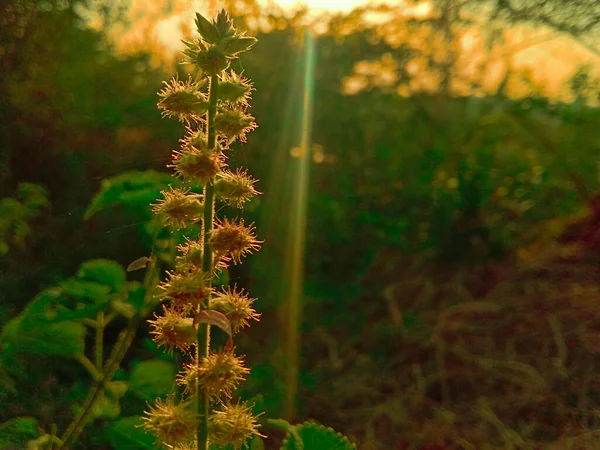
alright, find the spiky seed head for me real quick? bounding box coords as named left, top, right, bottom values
left=148, top=306, right=196, bottom=354
left=170, top=146, right=225, bottom=183
left=182, top=39, right=229, bottom=75
left=178, top=349, right=250, bottom=401
left=218, top=71, right=253, bottom=105
left=172, top=443, right=196, bottom=450
left=210, top=218, right=261, bottom=264
left=215, top=169, right=260, bottom=208
left=142, top=395, right=197, bottom=445
left=176, top=237, right=203, bottom=271
left=158, top=78, right=208, bottom=124
left=158, top=269, right=210, bottom=310
left=197, top=45, right=230, bottom=75
left=211, top=285, right=260, bottom=333
left=172, top=443, right=197, bottom=450
left=152, top=187, right=204, bottom=229
left=180, top=127, right=229, bottom=153
left=214, top=109, right=257, bottom=144
left=180, top=127, right=206, bottom=150
left=176, top=238, right=230, bottom=273
left=209, top=403, right=264, bottom=449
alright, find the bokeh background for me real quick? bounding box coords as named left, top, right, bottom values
left=2, top=0, right=600, bottom=448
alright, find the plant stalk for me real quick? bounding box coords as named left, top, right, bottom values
left=197, top=73, right=219, bottom=450
left=95, top=312, right=104, bottom=372
left=60, top=319, right=137, bottom=448
left=60, top=259, right=159, bottom=448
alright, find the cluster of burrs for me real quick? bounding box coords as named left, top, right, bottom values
left=142, top=9, right=264, bottom=450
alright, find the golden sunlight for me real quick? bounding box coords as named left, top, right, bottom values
left=112, top=0, right=599, bottom=102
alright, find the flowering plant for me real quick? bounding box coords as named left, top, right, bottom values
left=142, top=9, right=263, bottom=450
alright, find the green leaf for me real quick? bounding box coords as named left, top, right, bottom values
left=267, top=418, right=294, bottom=432
left=128, top=359, right=176, bottom=402
left=60, top=279, right=111, bottom=302
left=106, top=380, right=129, bottom=399
left=91, top=392, right=121, bottom=420
left=0, top=417, right=40, bottom=448
left=1, top=317, right=86, bottom=358
left=107, top=416, right=156, bottom=450
left=51, top=303, right=106, bottom=322
left=280, top=421, right=357, bottom=450
left=77, top=259, right=127, bottom=291
left=84, top=170, right=175, bottom=220
left=110, top=281, right=146, bottom=318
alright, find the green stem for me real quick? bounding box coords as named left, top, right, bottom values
left=76, top=355, right=100, bottom=382
left=197, top=73, right=219, bottom=450
left=95, top=312, right=104, bottom=373
left=60, top=319, right=137, bottom=448
left=59, top=259, right=159, bottom=449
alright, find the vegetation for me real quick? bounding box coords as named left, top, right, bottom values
left=1, top=0, right=600, bottom=449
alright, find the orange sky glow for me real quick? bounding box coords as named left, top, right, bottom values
left=104, top=0, right=600, bottom=103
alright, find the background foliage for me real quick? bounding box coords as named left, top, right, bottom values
left=2, top=0, right=600, bottom=448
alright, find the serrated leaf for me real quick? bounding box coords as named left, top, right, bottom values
left=281, top=421, right=357, bottom=450
left=194, top=310, right=232, bottom=337
left=84, top=170, right=175, bottom=220
left=0, top=417, right=40, bottom=448
left=77, top=259, right=126, bottom=291
left=108, top=416, right=156, bottom=450
left=128, top=359, right=176, bottom=402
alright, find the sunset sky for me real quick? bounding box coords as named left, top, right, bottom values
left=114, top=0, right=600, bottom=102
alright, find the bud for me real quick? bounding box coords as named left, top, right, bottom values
left=178, top=349, right=250, bottom=401
left=148, top=306, right=197, bottom=354
left=197, top=45, right=229, bottom=75
left=152, top=187, right=204, bottom=229
left=213, top=9, right=235, bottom=40
left=158, top=78, right=208, bottom=124
left=158, top=269, right=210, bottom=310
left=215, top=169, right=260, bottom=208
left=176, top=237, right=203, bottom=270
left=143, top=395, right=197, bottom=445
left=170, top=145, right=225, bottom=184
left=211, top=285, right=260, bottom=333
left=214, top=109, right=257, bottom=144
left=210, top=218, right=261, bottom=264
left=209, top=403, right=264, bottom=449
left=218, top=71, right=253, bottom=105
